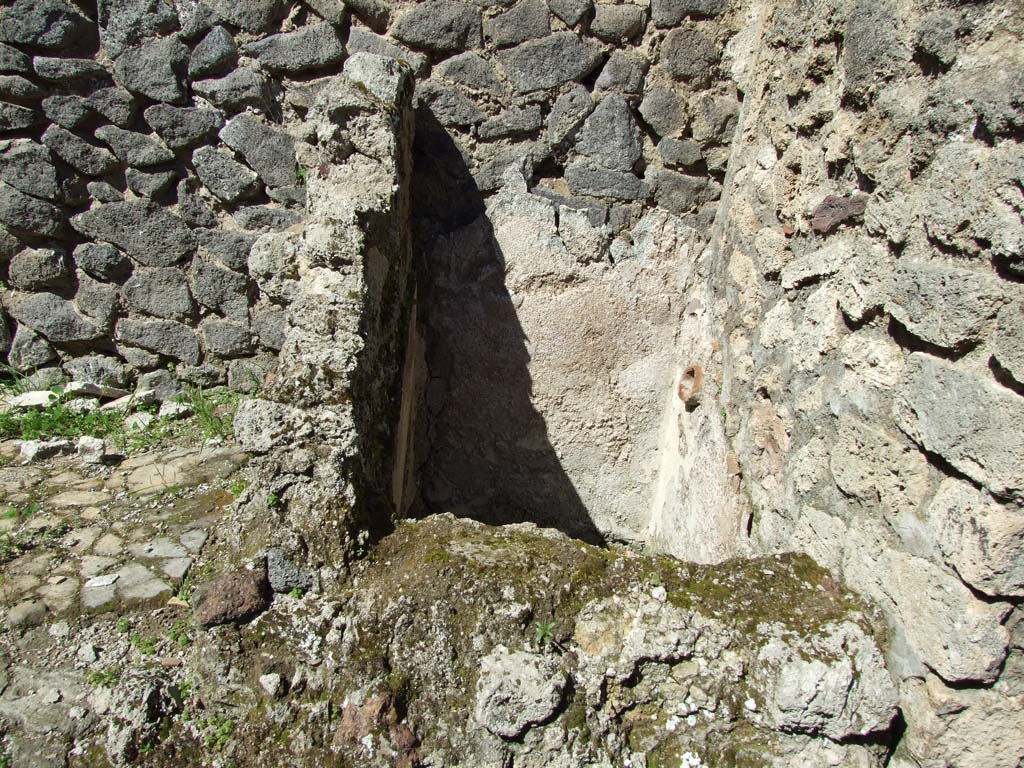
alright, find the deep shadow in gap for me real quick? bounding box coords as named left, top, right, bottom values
left=408, top=107, right=606, bottom=547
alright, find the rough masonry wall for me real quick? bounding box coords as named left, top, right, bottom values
left=696, top=0, right=1024, bottom=765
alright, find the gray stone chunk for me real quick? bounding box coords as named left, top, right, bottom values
left=434, top=52, right=502, bottom=93
left=200, top=318, right=254, bottom=357
left=346, top=27, right=428, bottom=75
left=41, top=125, right=118, bottom=177
left=87, top=86, right=137, bottom=128
left=193, top=69, right=270, bottom=112
left=484, top=0, right=549, bottom=48
left=190, top=256, right=250, bottom=319
left=0, top=0, right=92, bottom=49
left=548, top=84, right=593, bottom=147
left=498, top=33, right=604, bottom=93
left=138, top=369, right=180, bottom=401
left=639, top=84, right=688, bottom=137
left=548, top=0, right=592, bottom=27
left=478, top=105, right=543, bottom=140
left=887, top=263, right=1006, bottom=351
left=595, top=50, right=646, bottom=94
left=565, top=160, right=646, bottom=200
left=417, top=82, right=485, bottom=127
left=33, top=57, right=107, bottom=81
left=651, top=0, right=727, bottom=27
left=113, top=36, right=189, bottom=105
left=125, top=168, right=178, bottom=198
left=302, top=0, right=348, bottom=25
left=192, top=146, right=261, bottom=203
left=176, top=176, right=218, bottom=228
left=98, top=0, right=179, bottom=59
left=0, top=140, right=60, bottom=201
left=576, top=94, right=641, bottom=171
left=894, top=353, right=1024, bottom=499
left=144, top=104, right=224, bottom=150
left=661, top=23, right=719, bottom=87
left=474, top=645, right=566, bottom=739
left=73, top=242, right=132, bottom=282
left=207, top=0, right=286, bottom=32
left=243, top=22, right=345, bottom=74
left=658, top=137, right=702, bottom=168
left=391, top=1, right=482, bottom=52
left=591, top=3, right=646, bottom=43
left=0, top=43, right=31, bottom=74
left=189, top=25, right=237, bottom=79
left=689, top=92, right=739, bottom=145
left=231, top=205, right=302, bottom=232
left=218, top=113, right=297, bottom=189
left=87, top=181, right=122, bottom=203
left=115, top=318, right=201, bottom=364
left=74, top=271, right=119, bottom=329
left=266, top=548, right=314, bottom=593
left=252, top=303, right=286, bottom=350
left=0, top=75, right=43, bottom=100
left=0, top=182, right=64, bottom=237
left=122, top=267, right=193, bottom=320
left=8, top=247, right=68, bottom=290
left=41, top=95, right=92, bottom=129
left=993, top=301, right=1024, bottom=387
left=95, top=125, right=174, bottom=167
left=8, top=292, right=101, bottom=342
left=64, top=354, right=130, bottom=387
left=7, top=325, right=56, bottom=370
left=647, top=167, right=719, bottom=213
left=71, top=202, right=197, bottom=267
left=0, top=103, right=40, bottom=132
left=196, top=228, right=256, bottom=272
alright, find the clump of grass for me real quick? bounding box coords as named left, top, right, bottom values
left=0, top=398, right=127, bottom=442
left=168, top=619, right=192, bottom=648
left=0, top=522, right=71, bottom=565
left=130, top=633, right=157, bottom=656
left=178, top=386, right=239, bottom=441
left=86, top=668, right=120, bottom=688
left=2, top=501, right=39, bottom=521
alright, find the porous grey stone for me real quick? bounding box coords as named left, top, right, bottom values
left=0, top=103, right=40, bottom=132
left=0, top=0, right=92, bottom=50
left=33, top=57, right=107, bottom=81
left=887, top=263, right=1006, bottom=351
left=417, top=82, right=485, bottom=127
left=647, top=167, right=719, bottom=213
left=565, top=160, right=646, bottom=200
left=196, top=228, right=256, bottom=272
left=435, top=52, right=502, bottom=93
left=233, top=398, right=310, bottom=451
left=346, top=27, right=428, bottom=76
left=177, top=362, right=225, bottom=387
left=74, top=271, right=119, bottom=329
left=189, top=25, right=236, bottom=79
left=192, top=146, right=261, bottom=203
left=231, top=205, right=301, bottom=233
left=252, top=303, right=286, bottom=350
left=0, top=43, right=31, bottom=74
left=915, top=10, right=959, bottom=70
left=64, top=354, right=129, bottom=387
left=0, top=182, right=64, bottom=238
left=71, top=202, right=197, bottom=267
left=74, top=242, right=132, bottom=283
left=41, top=125, right=118, bottom=177
left=95, top=125, right=175, bottom=167
left=87, top=86, right=137, bottom=128
left=651, top=0, right=727, bottom=26
left=658, top=137, right=702, bottom=168
left=8, top=292, right=101, bottom=343
left=138, top=369, right=180, bottom=401
left=498, top=33, right=603, bottom=93
left=219, top=113, right=297, bottom=189
left=548, top=0, right=592, bottom=26
left=41, top=95, right=92, bottom=129
left=267, top=185, right=306, bottom=208
left=7, top=325, right=56, bottom=370
left=243, top=22, right=345, bottom=74
left=639, top=84, right=687, bottom=137
left=190, top=256, right=250, bottom=319
left=97, top=0, right=179, bottom=58
left=228, top=355, right=273, bottom=393
left=474, top=645, right=566, bottom=739
left=87, top=181, right=122, bottom=203
left=8, top=248, right=68, bottom=290
left=207, top=0, right=286, bottom=32
left=478, top=105, right=543, bottom=140
left=690, top=92, right=740, bottom=145
left=266, top=547, right=314, bottom=593
left=595, top=50, right=646, bottom=94
left=176, top=176, right=218, bottom=228
left=484, top=0, right=549, bottom=48
left=894, top=353, right=1024, bottom=500
left=115, top=318, right=201, bottom=364
left=661, top=23, right=719, bottom=87
left=144, top=104, right=224, bottom=150
left=0, top=140, right=60, bottom=201
left=0, top=74, right=43, bottom=100
left=575, top=94, right=642, bottom=171
left=590, top=3, right=646, bottom=43
left=391, top=1, right=482, bottom=53
left=122, top=267, right=193, bottom=320
left=992, top=301, right=1024, bottom=386
left=125, top=168, right=178, bottom=198
left=547, top=84, right=593, bottom=147
left=201, top=318, right=254, bottom=357
left=842, top=0, right=908, bottom=105
left=113, top=36, right=190, bottom=105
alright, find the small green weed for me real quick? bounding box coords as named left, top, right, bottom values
left=116, top=617, right=132, bottom=633
left=296, top=165, right=309, bottom=186
left=534, top=620, right=556, bottom=648
left=201, top=713, right=235, bottom=751
left=86, top=668, right=120, bottom=688
left=168, top=619, right=191, bottom=648
left=227, top=477, right=248, bottom=498
left=2, top=501, right=39, bottom=520
left=179, top=386, right=239, bottom=441
left=131, top=633, right=157, bottom=656
left=287, top=587, right=305, bottom=599
left=266, top=493, right=280, bottom=509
